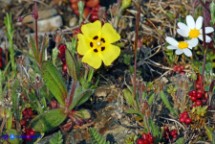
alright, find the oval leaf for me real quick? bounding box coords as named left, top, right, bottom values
left=42, top=61, right=67, bottom=105
left=123, top=89, right=135, bottom=107
left=66, top=49, right=78, bottom=81
left=29, top=108, right=67, bottom=133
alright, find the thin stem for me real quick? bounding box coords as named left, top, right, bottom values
left=33, top=2, right=39, bottom=62
left=35, top=18, right=39, bottom=60
left=65, top=81, right=77, bottom=114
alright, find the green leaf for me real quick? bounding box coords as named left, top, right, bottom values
left=205, top=126, right=214, bottom=142
left=89, top=128, right=110, bottom=144
left=11, top=80, right=20, bottom=120
left=74, top=109, right=91, bottom=119
left=29, top=108, right=67, bottom=133
left=160, top=91, right=177, bottom=115
left=6, top=110, right=12, bottom=130
left=29, top=36, right=39, bottom=61
left=123, top=89, right=135, bottom=107
left=49, top=131, right=63, bottom=144
left=125, top=109, right=144, bottom=117
left=148, top=118, right=161, bottom=138
left=175, top=137, right=185, bottom=144
left=42, top=61, right=67, bottom=106
left=69, top=83, right=94, bottom=110
left=66, top=49, right=78, bottom=81
left=148, top=93, right=155, bottom=105
left=75, top=89, right=94, bottom=107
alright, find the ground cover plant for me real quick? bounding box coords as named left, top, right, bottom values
left=0, top=0, right=215, bottom=144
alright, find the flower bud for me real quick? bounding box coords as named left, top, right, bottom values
left=121, top=0, right=131, bottom=10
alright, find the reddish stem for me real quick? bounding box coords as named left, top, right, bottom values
left=65, top=81, right=77, bottom=114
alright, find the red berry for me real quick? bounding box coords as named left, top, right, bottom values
left=136, top=138, right=144, bottom=144
left=142, top=134, right=147, bottom=139
left=22, top=109, right=27, bottom=116
left=29, top=129, right=35, bottom=136
left=195, top=100, right=202, bottom=106
left=178, top=65, right=184, bottom=72
left=185, top=118, right=192, bottom=124
left=27, top=108, right=33, bottom=116
left=179, top=117, right=185, bottom=122
left=58, top=44, right=66, bottom=59
left=173, top=65, right=179, bottom=72
left=189, top=90, right=196, bottom=97
left=190, top=96, right=197, bottom=102
left=170, top=130, right=177, bottom=136
left=180, top=112, right=188, bottom=119
left=196, top=92, right=202, bottom=99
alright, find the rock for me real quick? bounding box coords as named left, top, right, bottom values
left=37, top=15, right=63, bottom=32
left=18, top=9, right=63, bottom=32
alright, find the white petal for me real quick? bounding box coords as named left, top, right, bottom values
left=198, top=35, right=203, bottom=41
left=175, top=49, right=183, bottom=55
left=205, top=35, right=212, bottom=43
left=165, top=37, right=178, bottom=46
left=186, top=15, right=195, bottom=29
left=177, top=29, right=189, bottom=37
left=167, top=45, right=177, bottom=49
left=198, top=35, right=212, bottom=43
left=205, top=27, right=214, bottom=34
left=183, top=49, right=192, bottom=57
left=178, top=22, right=189, bottom=30
left=196, top=16, right=203, bottom=29
left=187, top=38, right=198, bottom=48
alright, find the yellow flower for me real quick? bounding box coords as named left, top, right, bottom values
left=77, top=20, right=121, bottom=69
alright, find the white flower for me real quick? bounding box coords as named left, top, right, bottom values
left=165, top=37, right=198, bottom=57
left=177, top=15, right=214, bottom=44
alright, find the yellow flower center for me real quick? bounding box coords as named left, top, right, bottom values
left=178, top=41, right=188, bottom=49
left=189, top=29, right=200, bottom=38
left=90, top=35, right=106, bottom=53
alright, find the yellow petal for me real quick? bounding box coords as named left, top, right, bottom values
left=101, top=23, right=120, bottom=43
left=81, top=20, right=102, bottom=39
left=77, top=34, right=91, bottom=55
left=82, top=50, right=102, bottom=69
left=100, top=44, right=121, bottom=66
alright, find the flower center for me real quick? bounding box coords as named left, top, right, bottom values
left=189, top=29, right=200, bottom=38
left=90, top=35, right=106, bottom=53
left=97, top=42, right=101, bottom=46
left=178, top=41, right=188, bottom=49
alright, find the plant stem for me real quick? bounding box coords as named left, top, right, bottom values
left=65, top=81, right=77, bottom=114
left=35, top=16, right=39, bottom=61
left=33, top=2, right=39, bottom=63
